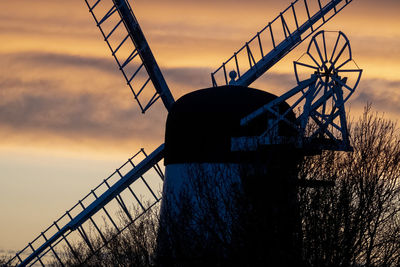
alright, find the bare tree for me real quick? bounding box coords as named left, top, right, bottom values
left=0, top=256, right=11, bottom=267
left=156, top=158, right=305, bottom=266
left=47, top=205, right=159, bottom=267
left=158, top=106, right=400, bottom=267
left=299, top=106, right=400, bottom=267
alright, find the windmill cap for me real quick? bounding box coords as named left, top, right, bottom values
left=164, top=85, right=296, bottom=165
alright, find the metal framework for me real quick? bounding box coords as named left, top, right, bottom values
left=7, top=1, right=358, bottom=266
left=85, top=0, right=175, bottom=113
left=211, top=0, right=353, bottom=87
left=234, top=31, right=362, bottom=153
left=7, top=146, right=165, bottom=266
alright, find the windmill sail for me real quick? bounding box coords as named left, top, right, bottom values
left=211, top=0, right=353, bottom=87
left=7, top=145, right=165, bottom=267
left=85, top=0, right=175, bottom=113
left=235, top=31, right=362, bottom=153
left=6, top=1, right=358, bottom=266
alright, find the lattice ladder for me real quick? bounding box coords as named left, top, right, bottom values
left=85, top=0, right=175, bottom=113
left=7, top=145, right=165, bottom=267
left=211, top=0, right=353, bottom=87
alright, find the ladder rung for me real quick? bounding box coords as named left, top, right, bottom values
left=88, top=0, right=101, bottom=12
left=292, top=3, right=299, bottom=29
left=127, top=185, right=146, bottom=211
left=211, top=74, right=217, bottom=87
left=128, top=158, right=136, bottom=168
left=257, top=33, right=264, bottom=58
left=304, top=0, right=313, bottom=31
left=41, top=233, right=63, bottom=266
left=318, top=0, right=326, bottom=22
left=280, top=13, right=291, bottom=38
left=115, top=193, right=133, bottom=222
left=136, top=77, right=151, bottom=97
left=222, top=63, right=228, bottom=84
left=105, top=18, right=124, bottom=40
left=77, top=226, right=95, bottom=253
left=104, top=177, right=133, bottom=221
left=16, top=254, right=23, bottom=263
left=54, top=219, right=81, bottom=263
left=120, top=49, right=139, bottom=70
left=128, top=63, right=144, bottom=83
left=154, top=163, right=165, bottom=180
left=98, top=3, right=121, bottom=26
left=112, top=34, right=130, bottom=55
left=246, top=43, right=256, bottom=68
left=143, top=92, right=161, bottom=113
left=269, top=23, right=276, bottom=48
left=28, top=243, right=45, bottom=267
left=61, top=235, right=80, bottom=263
left=91, top=190, right=120, bottom=231
left=79, top=200, right=107, bottom=244
left=141, top=175, right=159, bottom=201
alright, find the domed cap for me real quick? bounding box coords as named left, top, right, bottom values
left=164, top=85, right=296, bottom=165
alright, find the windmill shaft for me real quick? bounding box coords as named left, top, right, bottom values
left=113, top=0, right=174, bottom=110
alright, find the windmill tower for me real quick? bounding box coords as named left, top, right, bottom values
left=5, top=0, right=362, bottom=266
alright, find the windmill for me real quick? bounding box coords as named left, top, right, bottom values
left=5, top=0, right=362, bottom=266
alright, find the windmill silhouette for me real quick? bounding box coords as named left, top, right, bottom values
left=6, top=0, right=362, bottom=266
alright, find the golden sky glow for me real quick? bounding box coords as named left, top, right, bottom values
left=0, top=0, right=399, bottom=254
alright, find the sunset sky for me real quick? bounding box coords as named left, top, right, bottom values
left=1, top=0, right=399, bottom=255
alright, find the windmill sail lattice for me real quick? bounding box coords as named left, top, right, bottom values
left=235, top=31, right=362, bottom=153
left=211, top=0, right=353, bottom=87
left=7, top=0, right=357, bottom=266
left=85, top=0, right=175, bottom=112
left=7, top=146, right=164, bottom=267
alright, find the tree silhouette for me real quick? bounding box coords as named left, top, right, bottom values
left=299, top=106, right=400, bottom=267
left=158, top=106, right=400, bottom=266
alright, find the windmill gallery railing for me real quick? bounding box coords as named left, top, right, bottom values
left=6, top=146, right=165, bottom=267
left=211, top=0, right=353, bottom=87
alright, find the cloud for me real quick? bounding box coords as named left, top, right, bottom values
left=6, top=52, right=117, bottom=75
left=351, top=78, right=400, bottom=116
left=0, top=0, right=399, bottom=149
left=0, top=52, right=166, bottom=146
left=0, top=50, right=283, bottom=149
left=1, top=49, right=398, bottom=152
left=0, top=51, right=223, bottom=150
